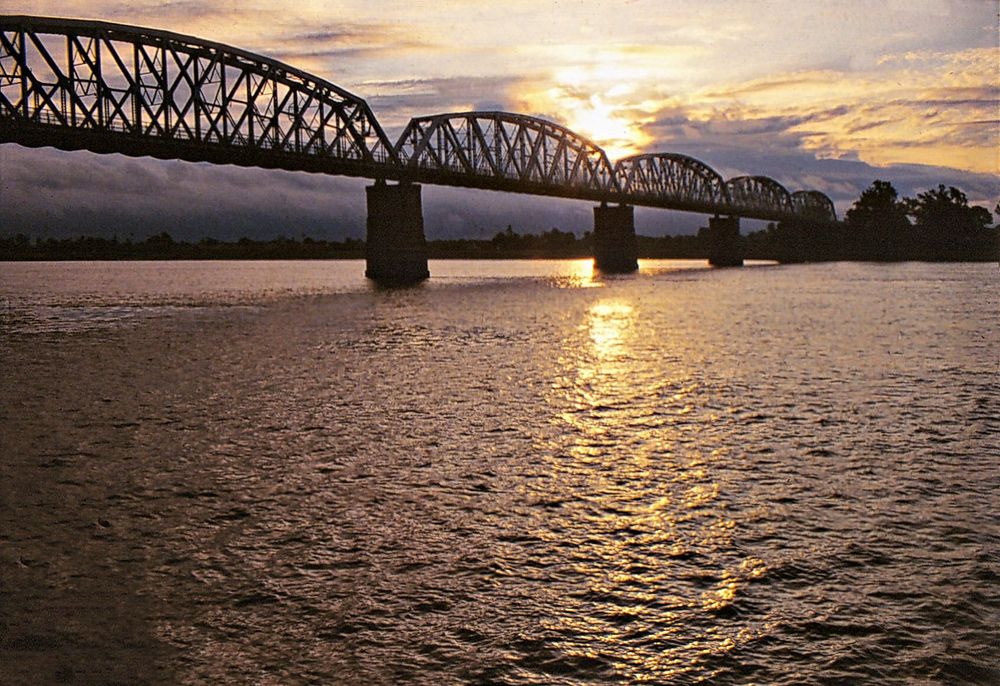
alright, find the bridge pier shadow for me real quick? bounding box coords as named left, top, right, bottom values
left=593, top=203, right=639, bottom=273
left=365, top=181, right=430, bottom=284
left=706, top=216, right=744, bottom=267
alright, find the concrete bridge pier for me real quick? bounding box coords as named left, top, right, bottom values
left=365, top=180, right=430, bottom=283
left=593, top=203, right=638, bottom=273
left=707, top=215, right=744, bottom=267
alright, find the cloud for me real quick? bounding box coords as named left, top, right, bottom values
left=631, top=49, right=999, bottom=177
left=266, top=22, right=439, bottom=64
left=1, top=0, right=996, bottom=239
left=363, top=75, right=528, bottom=133
left=3, top=137, right=994, bottom=243
left=637, top=104, right=998, bottom=214
left=0, top=144, right=369, bottom=241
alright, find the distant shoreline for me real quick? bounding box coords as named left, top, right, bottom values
left=3, top=254, right=997, bottom=263
left=2, top=229, right=997, bottom=263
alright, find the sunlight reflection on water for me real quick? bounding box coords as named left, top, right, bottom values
left=0, top=259, right=717, bottom=333
left=1, top=260, right=997, bottom=684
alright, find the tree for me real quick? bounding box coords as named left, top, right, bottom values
left=845, top=180, right=909, bottom=226
left=905, top=185, right=991, bottom=234
left=904, top=185, right=995, bottom=260
left=844, top=180, right=911, bottom=260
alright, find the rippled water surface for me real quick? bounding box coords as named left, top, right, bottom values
left=1, top=260, right=997, bottom=684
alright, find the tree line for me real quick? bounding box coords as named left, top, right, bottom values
left=0, top=233, right=366, bottom=260
left=0, top=227, right=713, bottom=260
left=2, top=180, right=996, bottom=262
left=747, top=181, right=997, bottom=262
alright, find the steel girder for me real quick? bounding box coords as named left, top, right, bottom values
left=614, top=153, right=730, bottom=213
left=791, top=190, right=837, bottom=222
left=725, top=175, right=794, bottom=219
left=0, top=15, right=397, bottom=174
left=394, top=111, right=617, bottom=200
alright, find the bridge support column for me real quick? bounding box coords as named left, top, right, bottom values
left=593, top=203, right=638, bottom=273
left=707, top=215, right=743, bottom=267
left=365, top=181, right=429, bottom=284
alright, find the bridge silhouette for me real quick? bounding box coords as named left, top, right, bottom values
left=0, top=15, right=838, bottom=281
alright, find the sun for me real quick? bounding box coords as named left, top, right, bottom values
left=563, top=94, right=648, bottom=161
left=522, top=67, right=653, bottom=162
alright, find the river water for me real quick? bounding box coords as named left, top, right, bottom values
left=1, top=259, right=997, bottom=684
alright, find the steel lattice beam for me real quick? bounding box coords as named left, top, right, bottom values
left=394, top=111, right=618, bottom=201
left=0, top=14, right=397, bottom=177
left=614, top=153, right=731, bottom=215
left=725, top=175, right=794, bottom=221
left=791, top=190, right=837, bottom=222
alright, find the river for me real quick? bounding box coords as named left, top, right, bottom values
left=1, top=259, right=997, bottom=684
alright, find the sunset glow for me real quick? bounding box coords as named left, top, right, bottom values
left=2, top=5, right=996, bottom=683
left=2, top=0, right=996, bottom=238
left=529, top=89, right=652, bottom=162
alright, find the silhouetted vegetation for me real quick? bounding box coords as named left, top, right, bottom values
left=3, top=181, right=996, bottom=262
left=904, top=185, right=996, bottom=261
left=844, top=179, right=913, bottom=260
left=428, top=226, right=593, bottom=259
left=744, top=180, right=997, bottom=263
left=0, top=227, right=711, bottom=261
left=0, top=233, right=365, bottom=261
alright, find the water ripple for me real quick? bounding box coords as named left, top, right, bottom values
left=1, top=261, right=997, bottom=684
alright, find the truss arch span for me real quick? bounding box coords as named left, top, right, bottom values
left=394, top=111, right=617, bottom=199
left=791, top=190, right=837, bottom=222
left=0, top=14, right=396, bottom=172
left=615, top=152, right=729, bottom=211
left=725, top=175, right=793, bottom=218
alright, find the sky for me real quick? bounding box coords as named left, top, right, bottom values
left=1, top=0, right=997, bottom=240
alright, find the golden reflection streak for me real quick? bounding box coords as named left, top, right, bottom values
left=557, top=258, right=601, bottom=289
left=701, top=557, right=768, bottom=612
left=538, top=295, right=772, bottom=680
left=586, top=300, right=636, bottom=361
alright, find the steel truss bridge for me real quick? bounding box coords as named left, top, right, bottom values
left=0, top=15, right=837, bottom=224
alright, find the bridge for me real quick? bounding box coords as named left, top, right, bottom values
left=0, top=15, right=838, bottom=281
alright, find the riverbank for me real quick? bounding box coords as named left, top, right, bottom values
left=2, top=230, right=997, bottom=262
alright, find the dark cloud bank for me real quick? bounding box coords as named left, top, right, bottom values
left=1, top=129, right=996, bottom=242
